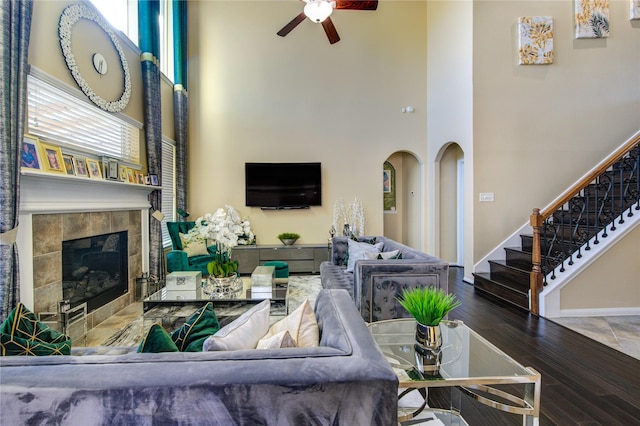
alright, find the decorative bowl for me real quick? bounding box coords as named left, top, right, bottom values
left=280, top=238, right=297, bottom=246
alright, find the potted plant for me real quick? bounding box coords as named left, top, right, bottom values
left=396, top=286, right=460, bottom=374
left=277, top=232, right=300, bottom=246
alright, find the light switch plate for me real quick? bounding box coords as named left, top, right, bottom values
left=479, top=193, right=494, bottom=202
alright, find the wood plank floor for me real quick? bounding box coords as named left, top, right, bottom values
left=440, top=267, right=640, bottom=425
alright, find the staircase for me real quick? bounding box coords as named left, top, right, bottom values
left=473, top=137, right=640, bottom=312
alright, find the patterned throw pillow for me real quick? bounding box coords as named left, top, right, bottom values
left=363, top=250, right=402, bottom=260
left=0, top=303, right=71, bottom=356
left=178, top=232, right=209, bottom=257
left=346, top=239, right=384, bottom=272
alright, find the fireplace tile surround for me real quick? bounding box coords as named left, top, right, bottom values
left=17, top=171, right=153, bottom=336
left=32, top=211, right=142, bottom=330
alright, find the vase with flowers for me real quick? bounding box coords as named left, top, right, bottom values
left=182, top=205, right=254, bottom=299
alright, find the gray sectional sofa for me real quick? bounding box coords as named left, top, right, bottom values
left=321, top=236, right=449, bottom=322
left=0, top=289, right=398, bottom=425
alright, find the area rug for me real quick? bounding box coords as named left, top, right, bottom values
left=101, top=275, right=323, bottom=347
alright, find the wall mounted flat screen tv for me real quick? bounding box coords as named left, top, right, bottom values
left=245, top=162, right=321, bottom=209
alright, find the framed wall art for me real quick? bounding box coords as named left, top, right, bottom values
left=575, top=0, right=610, bottom=38
left=39, top=141, right=65, bottom=174
left=106, top=159, right=119, bottom=180
left=632, top=0, right=640, bottom=20
left=86, top=158, right=103, bottom=179
left=21, top=135, right=42, bottom=170
left=518, top=17, right=554, bottom=65
left=383, top=169, right=392, bottom=193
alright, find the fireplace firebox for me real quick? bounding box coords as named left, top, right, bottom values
left=62, top=231, right=129, bottom=313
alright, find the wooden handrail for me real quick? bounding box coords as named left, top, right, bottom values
left=529, top=132, right=640, bottom=315
left=538, top=133, right=640, bottom=220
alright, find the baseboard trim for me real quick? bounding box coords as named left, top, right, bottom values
left=557, top=306, right=640, bottom=318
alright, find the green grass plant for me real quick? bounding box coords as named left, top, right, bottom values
left=277, top=232, right=300, bottom=240
left=397, top=287, right=461, bottom=326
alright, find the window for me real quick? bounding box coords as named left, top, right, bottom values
left=90, top=0, right=174, bottom=82
left=161, top=137, right=176, bottom=248
left=27, top=71, right=141, bottom=164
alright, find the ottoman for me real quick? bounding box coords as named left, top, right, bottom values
left=262, top=261, right=289, bottom=279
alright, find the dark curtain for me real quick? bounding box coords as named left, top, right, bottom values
left=0, top=0, right=33, bottom=321
left=173, top=0, right=188, bottom=221
left=139, top=0, right=165, bottom=284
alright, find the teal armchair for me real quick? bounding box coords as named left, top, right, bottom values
left=166, top=222, right=215, bottom=276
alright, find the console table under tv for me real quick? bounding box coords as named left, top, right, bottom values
left=231, top=244, right=329, bottom=274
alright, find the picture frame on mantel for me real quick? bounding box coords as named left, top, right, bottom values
left=73, top=157, right=89, bottom=177
left=21, top=135, right=42, bottom=170
left=86, top=158, right=103, bottom=179
left=39, top=141, right=65, bottom=174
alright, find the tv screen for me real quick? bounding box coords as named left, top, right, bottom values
left=245, top=162, right=321, bottom=209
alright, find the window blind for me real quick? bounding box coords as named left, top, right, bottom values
left=27, top=73, right=140, bottom=163
left=161, top=137, right=176, bottom=247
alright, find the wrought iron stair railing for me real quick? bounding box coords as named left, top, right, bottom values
left=529, top=135, right=640, bottom=315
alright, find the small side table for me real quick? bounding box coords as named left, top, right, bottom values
left=38, top=302, right=87, bottom=346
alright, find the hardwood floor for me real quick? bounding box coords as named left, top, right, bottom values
left=441, top=267, right=640, bottom=425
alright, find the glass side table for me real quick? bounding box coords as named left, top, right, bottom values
left=368, top=318, right=541, bottom=425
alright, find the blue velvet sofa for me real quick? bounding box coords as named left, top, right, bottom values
left=0, top=289, right=398, bottom=425
left=321, top=236, right=450, bottom=322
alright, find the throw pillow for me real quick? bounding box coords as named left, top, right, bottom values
left=202, top=299, right=271, bottom=351
left=0, top=303, right=71, bottom=356
left=256, top=330, right=297, bottom=349
left=179, top=232, right=209, bottom=257
left=259, top=299, right=319, bottom=348
left=138, top=323, right=179, bottom=353
left=346, top=239, right=384, bottom=272
left=171, top=302, right=220, bottom=352
left=363, top=249, right=401, bottom=260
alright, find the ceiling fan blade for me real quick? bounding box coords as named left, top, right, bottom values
left=334, top=0, right=378, bottom=11
left=322, top=17, right=340, bottom=44
left=277, top=12, right=307, bottom=37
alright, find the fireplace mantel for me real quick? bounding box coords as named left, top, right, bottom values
left=17, top=170, right=154, bottom=313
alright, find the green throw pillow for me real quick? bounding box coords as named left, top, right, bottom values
left=0, top=303, right=71, bottom=356
left=171, top=302, right=220, bottom=352
left=137, top=323, right=179, bottom=353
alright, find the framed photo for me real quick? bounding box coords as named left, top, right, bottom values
left=383, top=169, right=392, bottom=193
left=73, top=157, right=89, bottom=177
left=126, top=167, right=135, bottom=183
left=21, top=135, right=42, bottom=170
left=39, top=141, right=65, bottom=174
left=149, top=174, right=159, bottom=186
left=106, top=159, right=119, bottom=180
left=144, top=175, right=151, bottom=185
left=86, top=158, right=103, bottom=179
left=62, top=154, right=75, bottom=176
left=135, top=171, right=144, bottom=184
left=119, top=165, right=128, bottom=181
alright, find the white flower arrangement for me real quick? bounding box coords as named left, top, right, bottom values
left=183, top=205, right=254, bottom=277
left=332, top=197, right=365, bottom=237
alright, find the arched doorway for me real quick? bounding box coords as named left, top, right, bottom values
left=437, top=143, right=464, bottom=265
left=382, top=151, right=422, bottom=249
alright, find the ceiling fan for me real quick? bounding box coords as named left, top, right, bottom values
left=277, top=0, right=378, bottom=45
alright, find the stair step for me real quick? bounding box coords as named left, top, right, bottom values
left=504, top=247, right=532, bottom=270
left=472, top=273, right=529, bottom=310
left=488, top=259, right=530, bottom=290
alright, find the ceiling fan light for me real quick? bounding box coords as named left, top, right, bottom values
left=304, top=0, right=333, bottom=23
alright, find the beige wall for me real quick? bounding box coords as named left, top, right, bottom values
left=560, top=226, right=640, bottom=310
left=188, top=0, right=429, bottom=246
left=473, top=0, right=640, bottom=260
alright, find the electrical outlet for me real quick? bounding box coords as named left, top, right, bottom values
left=479, top=192, right=494, bottom=202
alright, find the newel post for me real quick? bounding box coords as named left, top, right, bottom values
left=529, top=208, right=544, bottom=315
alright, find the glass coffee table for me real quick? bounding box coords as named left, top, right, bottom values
left=368, top=318, right=540, bottom=425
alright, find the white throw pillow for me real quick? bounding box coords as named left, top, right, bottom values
left=256, top=330, right=297, bottom=349
left=363, top=249, right=400, bottom=260
left=346, top=239, right=384, bottom=272
left=261, top=299, right=319, bottom=347
left=202, top=299, right=270, bottom=351
left=179, top=233, right=209, bottom=257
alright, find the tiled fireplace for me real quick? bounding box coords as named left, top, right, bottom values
left=17, top=171, right=153, bottom=333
